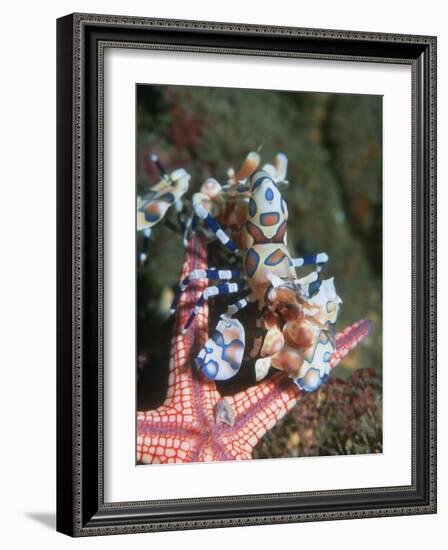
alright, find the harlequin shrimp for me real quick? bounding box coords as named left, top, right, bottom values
left=170, top=153, right=357, bottom=392
left=137, top=154, right=191, bottom=264
left=181, top=151, right=261, bottom=251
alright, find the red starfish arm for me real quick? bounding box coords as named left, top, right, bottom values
left=330, top=319, right=372, bottom=369
left=137, top=236, right=223, bottom=465
left=137, top=406, right=199, bottom=429
left=163, top=236, right=221, bottom=418
left=216, top=372, right=300, bottom=456
left=137, top=412, right=203, bottom=464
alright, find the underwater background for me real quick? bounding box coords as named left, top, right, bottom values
left=136, top=84, right=382, bottom=457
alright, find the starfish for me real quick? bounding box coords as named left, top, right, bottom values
left=137, top=236, right=372, bottom=464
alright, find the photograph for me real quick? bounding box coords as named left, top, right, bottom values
left=135, top=84, right=383, bottom=465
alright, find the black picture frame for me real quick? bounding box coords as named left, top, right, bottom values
left=57, top=13, right=437, bottom=537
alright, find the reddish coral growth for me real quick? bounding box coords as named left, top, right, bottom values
left=253, top=369, right=382, bottom=459
left=169, top=105, right=203, bottom=152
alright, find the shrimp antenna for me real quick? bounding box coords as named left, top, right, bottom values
left=149, top=153, right=167, bottom=178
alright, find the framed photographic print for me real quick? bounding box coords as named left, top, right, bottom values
left=56, top=13, right=437, bottom=536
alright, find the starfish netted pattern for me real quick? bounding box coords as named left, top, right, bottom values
left=137, top=236, right=371, bottom=464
